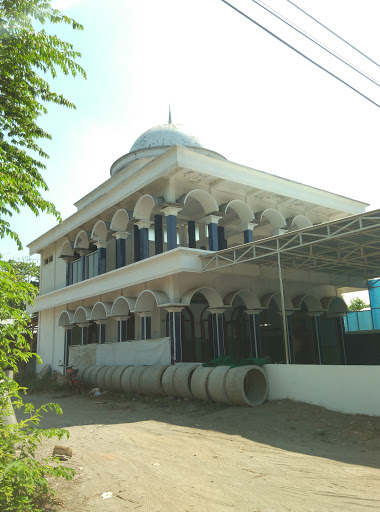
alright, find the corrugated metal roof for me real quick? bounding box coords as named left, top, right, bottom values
left=201, top=209, right=380, bottom=279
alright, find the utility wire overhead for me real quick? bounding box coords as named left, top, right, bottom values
left=251, top=0, right=380, bottom=88
left=219, top=0, right=380, bottom=109
left=285, top=0, right=380, bottom=70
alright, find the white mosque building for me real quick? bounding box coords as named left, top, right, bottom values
left=28, top=117, right=368, bottom=373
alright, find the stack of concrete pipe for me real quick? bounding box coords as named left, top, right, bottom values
left=79, top=364, right=268, bottom=407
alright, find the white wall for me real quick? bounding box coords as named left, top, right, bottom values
left=106, top=237, right=116, bottom=273
left=40, top=249, right=55, bottom=294
left=54, top=253, right=66, bottom=291
left=264, top=364, right=380, bottom=416
left=37, top=308, right=64, bottom=373
left=37, top=309, right=54, bottom=372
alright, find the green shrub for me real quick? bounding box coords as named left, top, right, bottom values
left=0, top=376, right=74, bottom=512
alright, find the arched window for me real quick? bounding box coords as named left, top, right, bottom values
left=165, top=307, right=195, bottom=362
left=225, top=306, right=250, bottom=358
left=181, top=307, right=195, bottom=362
left=200, top=306, right=214, bottom=362
left=88, top=322, right=98, bottom=344
left=291, top=302, right=315, bottom=363
left=259, top=300, right=286, bottom=363
left=127, top=313, right=135, bottom=341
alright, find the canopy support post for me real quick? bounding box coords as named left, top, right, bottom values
left=278, top=251, right=290, bottom=364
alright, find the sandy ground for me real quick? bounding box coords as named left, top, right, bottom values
left=21, top=392, right=380, bottom=512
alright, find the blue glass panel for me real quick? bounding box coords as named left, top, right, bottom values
left=357, top=310, right=373, bottom=331
left=94, top=251, right=99, bottom=276
left=88, top=253, right=93, bottom=278
left=346, top=312, right=359, bottom=332
left=371, top=308, right=380, bottom=330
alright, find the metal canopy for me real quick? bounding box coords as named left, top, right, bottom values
left=201, top=209, right=380, bottom=279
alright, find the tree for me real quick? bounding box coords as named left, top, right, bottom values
left=2, top=257, right=40, bottom=311
left=0, top=1, right=86, bottom=509
left=348, top=298, right=370, bottom=311
left=0, top=0, right=86, bottom=249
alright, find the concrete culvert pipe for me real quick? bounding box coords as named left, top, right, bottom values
left=111, top=366, right=131, bottom=391
left=225, top=365, right=268, bottom=407
left=207, top=366, right=232, bottom=404
left=95, top=366, right=110, bottom=390
left=173, top=364, right=199, bottom=399
left=139, top=366, right=169, bottom=396
left=161, top=365, right=178, bottom=396
left=103, top=366, right=119, bottom=390
left=88, top=365, right=106, bottom=388
left=190, top=366, right=215, bottom=401
left=120, top=366, right=138, bottom=394
left=79, top=366, right=96, bottom=386
left=78, top=366, right=89, bottom=383
left=130, top=366, right=148, bottom=394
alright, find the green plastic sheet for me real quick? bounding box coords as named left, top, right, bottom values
left=203, top=355, right=271, bottom=368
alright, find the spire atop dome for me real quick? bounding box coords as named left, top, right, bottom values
left=168, top=105, right=172, bottom=124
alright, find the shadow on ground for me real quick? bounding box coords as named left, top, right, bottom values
left=18, top=390, right=380, bottom=471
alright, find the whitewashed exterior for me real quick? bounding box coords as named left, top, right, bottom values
left=28, top=122, right=368, bottom=372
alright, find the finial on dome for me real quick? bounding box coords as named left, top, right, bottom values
left=168, top=105, right=172, bottom=124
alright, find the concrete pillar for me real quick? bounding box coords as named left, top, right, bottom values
left=134, top=224, right=140, bottom=262
left=135, top=220, right=152, bottom=260
left=81, top=255, right=86, bottom=281
left=113, top=232, right=128, bottom=268
left=165, top=307, right=184, bottom=364
left=242, top=222, right=256, bottom=244
left=94, top=241, right=107, bottom=275
left=63, top=327, right=73, bottom=368
left=188, top=220, right=196, bottom=248
left=245, top=309, right=262, bottom=358
left=161, top=206, right=182, bottom=251
left=95, top=321, right=106, bottom=344
left=154, top=214, right=164, bottom=255
left=204, top=215, right=223, bottom=252
left=210, top=309, right=226, bottom=358
left=62, top=256, right=76, bottom=286
left=65, top=262, right=72, bottom=286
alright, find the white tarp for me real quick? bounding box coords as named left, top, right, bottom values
left=96, top=337, right=171, bottom=366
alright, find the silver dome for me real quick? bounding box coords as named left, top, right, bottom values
left=130, top=123, right=204, bottom=152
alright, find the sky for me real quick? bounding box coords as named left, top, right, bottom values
left=1, top=0, right=380, bottom=301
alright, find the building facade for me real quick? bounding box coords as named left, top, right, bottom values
left=28, top=120, right=368, bottom=372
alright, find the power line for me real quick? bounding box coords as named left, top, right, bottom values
left=250, top=0, right=380, bottom=88
left=219, top=0, right=380, bottom=109
left=285, top=0, right=380, bottom=70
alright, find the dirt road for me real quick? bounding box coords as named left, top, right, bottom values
left=23, top=393, right=380, bottom=512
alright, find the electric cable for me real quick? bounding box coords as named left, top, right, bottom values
left=250, top=0, right=380, bottom=88
left=219, top=0, right=380, bottom=109
left=285, top=0, right=380, bottom=69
